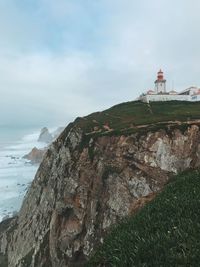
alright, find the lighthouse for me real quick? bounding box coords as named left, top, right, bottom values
left=154, top=69, right=166, bottom=94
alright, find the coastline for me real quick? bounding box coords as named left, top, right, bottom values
left=0, top=127, right=44, bottom=221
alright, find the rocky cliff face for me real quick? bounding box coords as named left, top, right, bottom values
left=1, top=120, right=200, bottom=267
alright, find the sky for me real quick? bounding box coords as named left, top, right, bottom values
left=1, top=0, right=200, bottom=128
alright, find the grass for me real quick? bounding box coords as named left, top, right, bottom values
left=86, top=170, right=200, bottom=267
left=75, top=101, right=200, bottom=138
left=58, top=101, right=200, bottom=153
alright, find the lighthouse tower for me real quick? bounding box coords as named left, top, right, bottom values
left=154, top=69, right=166, bottom=94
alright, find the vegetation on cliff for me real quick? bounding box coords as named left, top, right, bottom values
left=76, top=100, right=200, bottom=137
left=87, top=170, right=200, bottom=267
left=1, top=100, right=200, bottom=267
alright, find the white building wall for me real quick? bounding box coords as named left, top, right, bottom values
left=190, top=95, right=200, bottom=101
left=155, top=81, right=166, bottom=94
left=140, top=94, right=190, bottom=103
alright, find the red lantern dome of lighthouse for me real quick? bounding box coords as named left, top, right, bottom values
left=157, top=69, right=164, bottom=81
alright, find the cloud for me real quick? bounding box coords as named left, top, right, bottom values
left=0, top=51, right=96, bottom=125
left=1, top=0, right=200, bottom=127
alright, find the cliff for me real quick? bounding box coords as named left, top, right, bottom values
left=1, top=101, right=200, bottom=267
left=87, top=170, right=200, bottom=266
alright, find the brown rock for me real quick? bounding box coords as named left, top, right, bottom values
left=23, top=147, right=46, bottom=164
left=1, top=122, right=200, bottom=267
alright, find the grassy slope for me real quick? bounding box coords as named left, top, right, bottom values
left=76, top=101, right=200, bottom=137
left=87, top=171, right=200, bottom=267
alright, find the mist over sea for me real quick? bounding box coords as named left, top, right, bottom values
left=0, top=126, right=46, bottom=221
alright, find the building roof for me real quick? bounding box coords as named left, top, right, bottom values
left=147, top=90, right=156, bottom=95
left=194, top=89, right=200, bottom=95
left=179, top=86, right=198, bottom=95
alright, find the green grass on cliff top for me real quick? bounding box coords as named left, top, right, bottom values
left=87, top=170, right=200, bottom=267
left=75, top=101, right=200, bottom=136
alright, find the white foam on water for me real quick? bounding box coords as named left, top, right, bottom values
left=0, top=128, right=47, bottom=222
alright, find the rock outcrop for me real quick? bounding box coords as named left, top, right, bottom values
left=1, top=118, right=200, bottom=266
left=23, top=147, right=46, bottom=164
left=38, top=127, right=53, bottom=143
left=24, top=127, right=64, bottom=165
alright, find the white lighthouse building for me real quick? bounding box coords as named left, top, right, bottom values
left=139, top=69, right=200, bottom=103
left=154, top=69, right=166, bottom=93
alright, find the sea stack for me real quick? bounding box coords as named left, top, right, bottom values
left=38, top=127, right=53, bottom=143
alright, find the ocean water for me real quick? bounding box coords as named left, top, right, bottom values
left=0, top=126, right=47, bottom=222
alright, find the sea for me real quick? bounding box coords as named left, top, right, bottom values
left=0, top=126, right=47, bottom=222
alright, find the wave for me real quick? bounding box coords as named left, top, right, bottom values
left=0, top=128, right=46, bottom=222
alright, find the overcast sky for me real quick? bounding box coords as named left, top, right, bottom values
left=1, top=0, right=200, bottom=127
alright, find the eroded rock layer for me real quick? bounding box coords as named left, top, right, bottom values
left=1, top=121, right=200, bottom=267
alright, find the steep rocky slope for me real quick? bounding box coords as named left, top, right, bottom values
left=87, top=170, right=200, bottom=266
left=1, top=101, right=200, bottom=267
